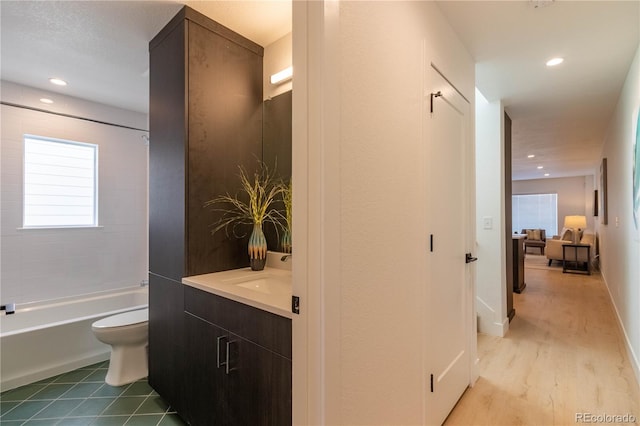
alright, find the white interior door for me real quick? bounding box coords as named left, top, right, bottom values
left=425, top=65, right=471, bottom=425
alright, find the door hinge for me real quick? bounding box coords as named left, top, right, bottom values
left=430, top=91, right=442, bottom=113
left=292, top=295, right=300, bottom=315
left=430, top=374, right=434, bottom=392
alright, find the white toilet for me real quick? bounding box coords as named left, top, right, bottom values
left=91, top=308, right=149, bottom=386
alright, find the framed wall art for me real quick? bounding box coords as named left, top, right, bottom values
left=634, top=111, right=640, bottom=231
left=600, top=158, right=608, bottom=225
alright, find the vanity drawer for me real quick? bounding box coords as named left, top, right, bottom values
left=184, top=285, right=292, bottom=359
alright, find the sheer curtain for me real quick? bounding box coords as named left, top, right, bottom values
left=512, top=193, right=558, bottom=235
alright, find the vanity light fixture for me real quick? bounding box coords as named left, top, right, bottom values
left=546, top=57, right=564, bottom=67
left=527, top=154, right=535, bottom=158
left=49, top=77, right=67, bottom=86
left=39, top=98, right=54, bottom=104
left=270, top=66, right=292, bottom=85
left=537, top=165, right=544, bottom=169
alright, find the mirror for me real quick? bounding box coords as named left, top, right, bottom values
left=262, top=90, right=292, bottom=252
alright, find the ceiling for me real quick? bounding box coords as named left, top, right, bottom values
left=1, top=1, right=638, bottom=181
left=437, top=0, right=639, bottom=180
left=0, top=0, right=292, bottom=113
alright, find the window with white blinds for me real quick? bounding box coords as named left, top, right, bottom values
left=512, top=193, right=558, bottom=236
left=23, top=135, right=98, bottom=227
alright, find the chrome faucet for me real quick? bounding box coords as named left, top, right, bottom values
left=281, top=254, right=292, bottom=262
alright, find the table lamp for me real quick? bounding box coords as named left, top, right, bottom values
left=564, top=215, right=587, bottom=243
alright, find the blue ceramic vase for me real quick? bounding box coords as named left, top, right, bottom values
left=248, top=223, right=267, bottom=271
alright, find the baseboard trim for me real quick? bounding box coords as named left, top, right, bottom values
left=476, top=296, right=509, bottom=337
left=601, top=272, right=640, bottom=390
left=499, top=317, right=509, bottom=336
left=470, top=357, right=480, bottom=387
left=477, top=317, right=509, bottom=337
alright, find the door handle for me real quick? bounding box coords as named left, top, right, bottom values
left=465, top=253, right=478, bottom=263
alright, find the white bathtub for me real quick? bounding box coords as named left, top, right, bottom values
left=0, top=286, right=148, bottom=391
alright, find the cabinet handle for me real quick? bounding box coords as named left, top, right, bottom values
left=225, top=340, right=232, bottom=375
left=217, top=335, right=228, bottom=369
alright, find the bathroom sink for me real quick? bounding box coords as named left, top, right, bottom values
left=236, top=278, right=278, bottom=294
left=221, top=272, right=290, bottom=295
left=183, top=267, right=292, bottom=318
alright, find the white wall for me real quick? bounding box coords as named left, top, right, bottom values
left=1, top=81, right=147, bottom=131
left=292, top=2, right=475, bottom=424
left=1, top=81, right=148, bottom=304
left=475, top=90, right=508, bottom=337
left=597, top=44, right=640, bottom=384
left=263, top=32, right=292, bottom=100
left=512, top=175, right=595, bottom=235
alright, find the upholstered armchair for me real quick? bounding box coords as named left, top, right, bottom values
left=521, top=229, right=546, bottom=254
left=546, top=229, right=595, bottom=266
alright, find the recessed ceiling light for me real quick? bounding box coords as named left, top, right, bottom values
left=49, top=78, right=67, bottom=86
left=544, top=173, right=550, bottom=177
left=546, top=57, right=564, bottom=67
left=537, top=166, right=544, bottom=169
left=527, top=154, right=535, bottom=158
left=529, top=0, right=555, bottom=9
left=39, top=98, right=54, bottom=104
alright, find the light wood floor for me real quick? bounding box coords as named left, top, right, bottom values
left=445, top=261, right=640, bottom=426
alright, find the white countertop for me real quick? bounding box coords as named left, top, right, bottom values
left=182, top=266, right=292, bottom=319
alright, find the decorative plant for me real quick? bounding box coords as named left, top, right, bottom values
left=204, top=163, right=285, bottom=270
left=280, top=179, right=292, bottom=253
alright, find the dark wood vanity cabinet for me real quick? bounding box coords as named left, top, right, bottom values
left=226, top=333, right=292, bottom=425
left=183, top=312, right=227, bottom=425
left=149, top=5, right=263, bottom=280
left=148, top=6, right=265, bottom=422
left=184, top=286, right=292, bottom=425
left=148, top=14, right=188, bottom=409
left=148, top=274, right=187, bottom=414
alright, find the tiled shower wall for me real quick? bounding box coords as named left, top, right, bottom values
left=1, top=82, right=148, bottom=304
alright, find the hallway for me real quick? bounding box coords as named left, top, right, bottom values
left=446, top=261, right=640, bottom=425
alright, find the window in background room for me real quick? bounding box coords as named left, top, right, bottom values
left=512, top=193, right=557, bottom=236
left=23, top=135, right=98, bottom=227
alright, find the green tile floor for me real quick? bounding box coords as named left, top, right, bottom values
left=0, top=361, right=186, bottom=425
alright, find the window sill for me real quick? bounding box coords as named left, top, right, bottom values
left=17, top=226, right=104, bottom=231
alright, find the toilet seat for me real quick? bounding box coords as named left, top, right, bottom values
left=92, top=308, right=148, bottom=329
